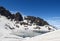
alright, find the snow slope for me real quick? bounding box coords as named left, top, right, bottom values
left=0, top=15, right=57, bottom=41
left=23, top=30, right=60, bottom=41
left=0, top=15, right=24, bottom=41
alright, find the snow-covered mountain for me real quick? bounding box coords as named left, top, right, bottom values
left=0, top=6, right=57, bottom=41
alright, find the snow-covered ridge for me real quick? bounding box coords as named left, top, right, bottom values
left=0, top=14, right=57, bottom=41
left=0, top=15, right=56, bottom=37
left=0, top=6, right=57, bottom=41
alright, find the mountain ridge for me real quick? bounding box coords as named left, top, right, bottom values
left=0, top=6, right=49, bottom=26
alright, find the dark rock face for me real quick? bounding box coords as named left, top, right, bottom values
left=24, top=16, right=49, bottom=26
left=0, top=6, right=23, bottom=21
left=0, top=7, right=12, bottom=18
left=14, top=12, right=23, bottom=21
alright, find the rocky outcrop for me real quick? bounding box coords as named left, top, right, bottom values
left=0, top=6, right=23, bottom=21
left=24, top=16, right=49, bottom=26
left=0, top=6, right=49, bottom=26
left=0, top=6, right=12, bottom=18
left=14, top=12, right=23, bottom=21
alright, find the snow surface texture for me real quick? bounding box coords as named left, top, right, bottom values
left=0, top=15, right=57, bottom=41
left=23, top=30, right=60, bottom=41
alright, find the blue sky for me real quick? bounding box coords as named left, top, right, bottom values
left=0, top=0, right=60, bottom=18
left=0, top=0, right=60, bottom=28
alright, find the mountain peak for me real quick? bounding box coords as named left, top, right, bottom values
left=0, top=6, right=23, bottom=21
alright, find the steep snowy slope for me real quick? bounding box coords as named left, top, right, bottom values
left=0, top=15, right=57, bottom=41
left=0, top=16, right=23, bottom=41
left=23, top=30, right=60, bottom=41
left=0, top=15, right=56, bottom=38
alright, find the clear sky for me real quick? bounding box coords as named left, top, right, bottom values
left=0, top=0, right=60, bottom=18
left=0, top=0, right=60, bottom=28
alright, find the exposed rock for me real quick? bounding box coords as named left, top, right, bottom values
left=14, top=12, right=23, bottom=21
left=0, top=6, right=23, bottom=21
left=0, top=6, right=12, bottom=18
left=20, top=22, right=28, bottom=25
left=24, top=16, right=49, bottom=26
left=0, top=6, right=49, bottom=26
